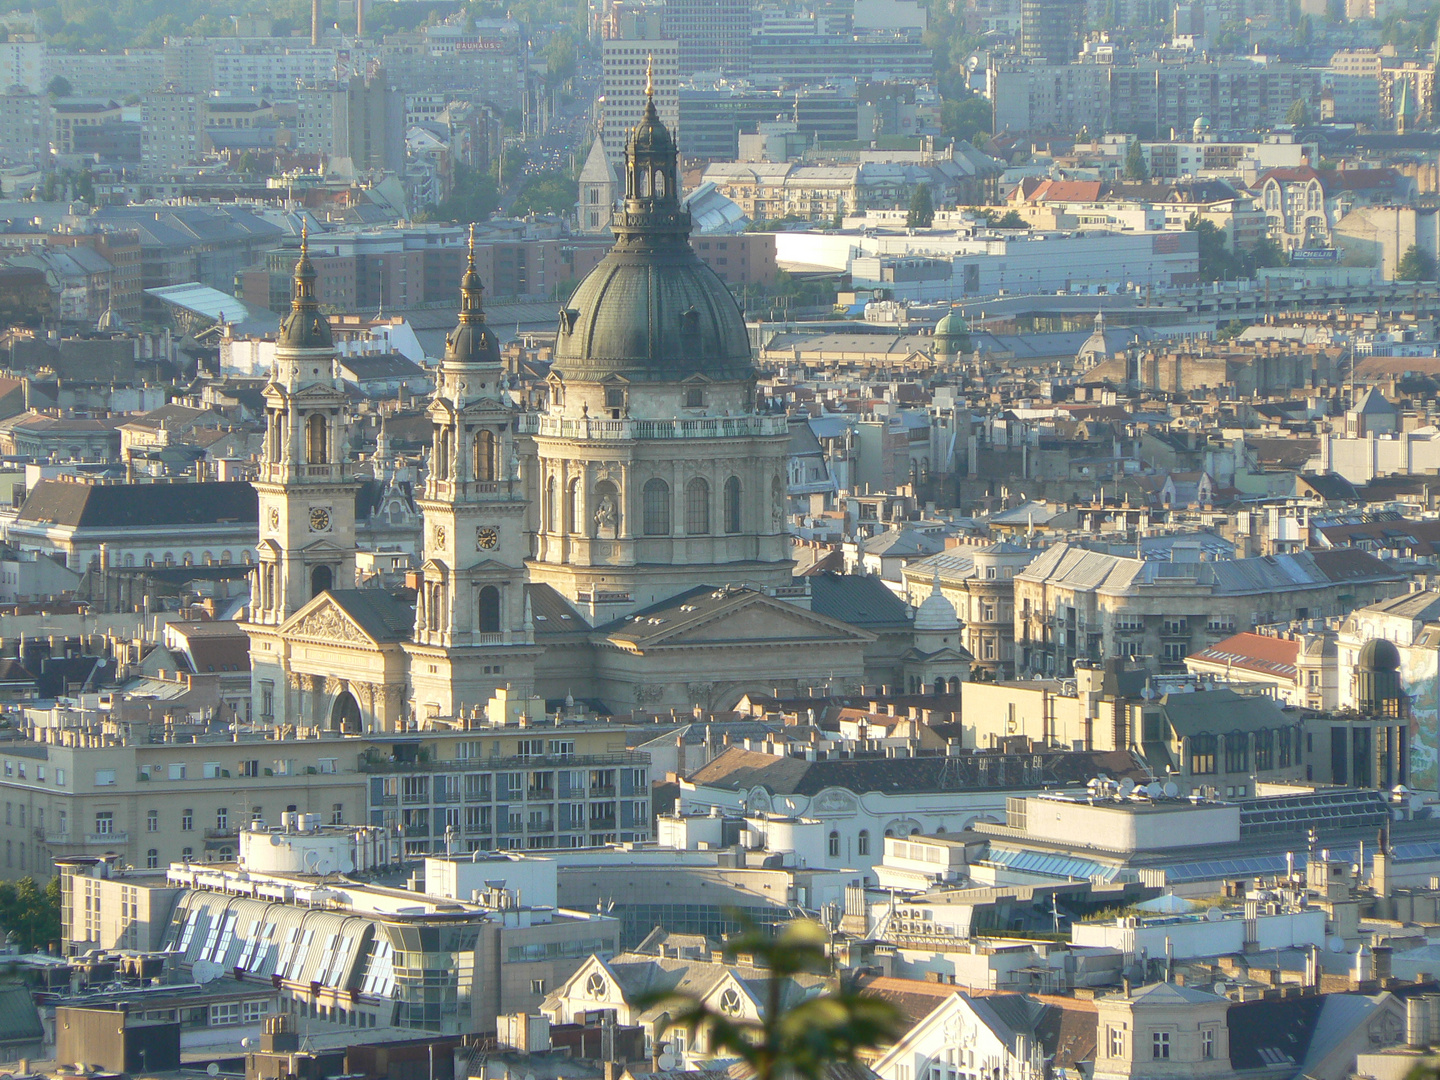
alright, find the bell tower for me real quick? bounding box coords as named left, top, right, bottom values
left=406, top=226, right=538, bottom=720
left=251, top=224, right=360, bottom=626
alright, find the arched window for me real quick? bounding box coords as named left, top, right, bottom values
left=643, top=478, right=670, bottom=536
left=478, top=586, right=500, bottom=633
left=311, top=564, right=333, bottom=597
left=435, top=427, right=450, bottom=480
left=640, top=169, right=651, bottom=197
left=306, top=413, right=327, bottom=464
left=724, top=476, right=742, bottom=534
left=685, top=477, right=710, bottom=534
left=828, top=830, right=840, bottom=858
left=182, top=552, right=193, bottom=566
left=654, top=170, right=666, bottom=198
left=474, top=430, right=496, bottom=481
left=566, top=478, right=580, bottom=533
left=545, top=476, right=558, bottom=532
left=146, top=848, right=159, bottom=869
left=857, top=829, right=870, bottom=856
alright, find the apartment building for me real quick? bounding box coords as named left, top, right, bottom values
left=140, top=91, right=207, bottom=173
left=0, top=718, right=365, bottom=881
left=1013, top=542, right=1405, bottom=678
left=361, top=712, right=653, bottom=857
left=0, top=89, right=44, bottom=164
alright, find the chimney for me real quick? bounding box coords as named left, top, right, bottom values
left=311, top=0, right=321, bottom=45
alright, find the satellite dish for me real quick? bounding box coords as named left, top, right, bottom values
left=1163, top=781, right=1179, bottom=798
left=193, top=960, right=222, bottom=985
left=208, top=1065, right=220, bottom=1077
left=240, top=1038, right=251, bottom=1048
left=1119, top=778, right=1136, bottom=797
left=1086, top=777, right=1101, bottom=791
left=658, top=1055, right=677, bottom=1071
left=1205, top=907, right=1223, bottom=923
left=1328, top=936, right=1347, bottom=953
left=1214, top=981, right=1228, bottom=996
left=1146, top=781, right=1163, bottom=798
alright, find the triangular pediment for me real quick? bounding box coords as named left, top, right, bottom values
left=605, top=590, right=875, bottom=650
left=290, top=383, right=346, bottom=402
left=279, top=593, right=379, bottom=646
left=300, top=538, right=350, bottom=555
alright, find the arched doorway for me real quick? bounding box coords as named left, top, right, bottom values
left=330, top=690, right=362, bottom=734
left=311, top=564, right=333, bottom=597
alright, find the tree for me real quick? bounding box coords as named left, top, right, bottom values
left=0, top=876, right=60, bottom=952
left=1396, top=244, right=1436, bottom=281
left=45, top=74, right=70, bottom=98
left=995, top=209, right=1029, bottom=229
left=939, top=94, right=992, bottom=145
left=1124, top=139, right=1148, bottom=181
left=511, top=170, right=579, bottom=217
left=1186, top=216, right=1243, bottom=281
left=1285, top=99, right=1310, bottom=126
left=644, top=921, right=901, bottom=1080
left=907, top=184, right=934, bottom=229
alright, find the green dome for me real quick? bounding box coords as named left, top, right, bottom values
left=935, top=310, right=968, bottom=338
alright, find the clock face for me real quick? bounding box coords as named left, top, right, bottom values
left=309, top=507, right=331, bottom=532
left=434, top=525, right=447, bottom=548
left=476, top=526, right=499, bottom=550
left=269, top=507, right=280, bottom=531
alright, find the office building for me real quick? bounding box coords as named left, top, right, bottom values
left=1020, top=0, right=1082, bottom=63
left=600, top=33, right=678, bottom=161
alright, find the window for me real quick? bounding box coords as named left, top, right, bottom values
left=243, top=1000, right=270, bottom=1023
left=857, top=830, right=870, bottom=856
left=209, top=1002, right=241, bottom=1026
left=1190, top=734, right=1217, bottom=775
left=332, top=803, right=344, bottom=825
left=241, top=760, right=260, bottom=778
left=1201, top=1028, right=1214, bottom=1059
left=55, top=768, right=64, bottom=786
left=147, top=810, right=159, bottom=832
left=1152, top=1032, right=1170, bottom=1060
left=94, top=811, right=113, bottom=835
left=182, top=808, right=193, bottom=831
left=1255, top=729, right=1275, bottom=771
left=1113, top=613, right=1143, bottom=632
left=478, top=586, right=501, bottom=633
left=1162, top=642, right=1188, bottom=662
left=94, top=769, right=116, bottom=786
left=1109, top=1026, right=1125, bottom=1057
left=146, top=848, right=159, bottom=869
left=724, top=476, right=742, bottom=533
left=685, top=477, right=710, bottom=534
left=168, top=763, right=185, bottom=780
left=604, top=385, right=626, bottom=412
left=203, top=762, right=221, bottom=779
left=319, top=758, right=337, bottom=774
left=474, top=430, right=497, bottom=482
left=216, top=808, right=229, bottom=831
left=643, top=478, right=670, bottom=535
left=1224, top=731, right=1248, bottom=773
left=828, top=830, right=840, bottom=857
left=182, top=846, right=193, bottom=859
left=685, top=387, right=704, bottom=408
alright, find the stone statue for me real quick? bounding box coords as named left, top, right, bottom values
left=594, top=493, right=618, bottom=538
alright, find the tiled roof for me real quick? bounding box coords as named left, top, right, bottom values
left=1188, top=632, right=1300, bottom=680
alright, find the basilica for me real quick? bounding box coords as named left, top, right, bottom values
left=243, top=90, right=970, bottom=730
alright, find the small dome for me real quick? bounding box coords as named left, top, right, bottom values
left=444, top=225, right=500, bottom=368
left=914, top=576, right=959, bottom=633
left=277, top=225, right=333, bottom=352
left=935, top=310, right=968, bottom=338
left=1358, top=638, right=1401, bottom=672
left=1193, top=114, right=1211, bottom=136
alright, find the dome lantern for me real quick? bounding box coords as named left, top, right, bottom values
left=277, top=221, right=333, bottom=352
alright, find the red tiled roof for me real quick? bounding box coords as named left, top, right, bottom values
left=1187, top=631, right=1299, bottom=679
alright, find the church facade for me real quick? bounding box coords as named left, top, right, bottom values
left=244, top=94, right=968, bottom=731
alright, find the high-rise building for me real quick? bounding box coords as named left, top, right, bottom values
left=1019, top=0, right=1082, bottom=63
left=600, top=34, right=677, bottom=162
left=661, top=0, right=752, bottom=77
left=139, top=90, right=207, bottom=173
left=296, top=69, right=404, bottom=173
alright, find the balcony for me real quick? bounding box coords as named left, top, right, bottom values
left=84, top=831, right=129, bottom=844
left=358, top=751, right=648, bottom=774
left=404, top=824, right=431, bottom=838
left=527, top=788, right=554, bottom=801
left=518, top=413, right=789, bottom=442
left=205, top=827, right=236, bottom=839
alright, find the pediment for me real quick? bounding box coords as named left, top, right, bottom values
left=301, top=538, right=350, bottom=555
left=279, top=594, right=377, bottom=646
left=290, top=383, right=346, bottom=402
left=617, top=593, right=875, bottom=649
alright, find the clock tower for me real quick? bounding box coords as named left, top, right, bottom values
left=405, top=228, right=538, bottom=718
left=250, top=225, right=361, bottom=627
